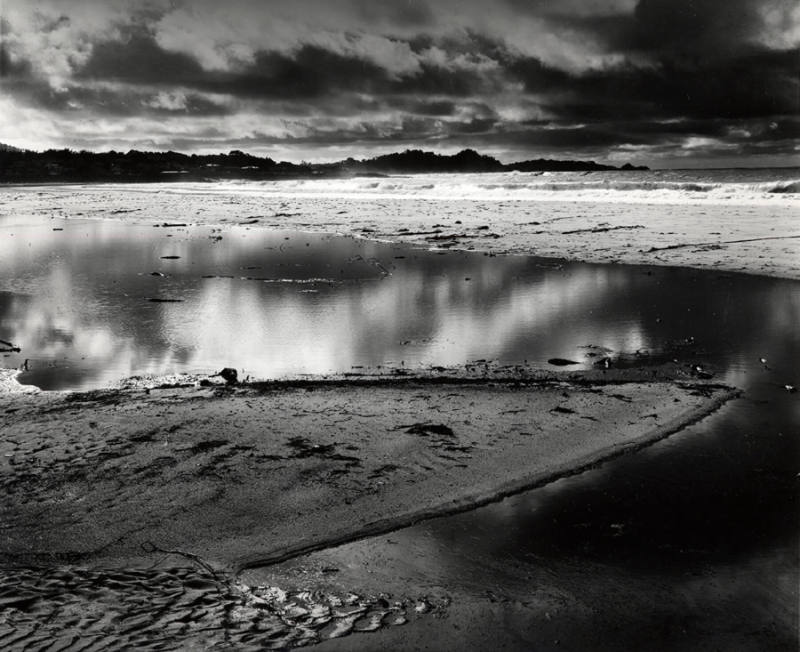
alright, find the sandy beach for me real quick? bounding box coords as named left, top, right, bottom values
left=2, top=369, right=736, bottom=570
left=0, top=181, right=796, bottom=650
left=1, top=367, right=739, bottom=649
left=4, top=181, right=799, bottom=279
left=2, top=0, right=797, bottom=647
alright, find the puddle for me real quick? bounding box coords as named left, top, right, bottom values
left=0, top=215, right=798, bottom=394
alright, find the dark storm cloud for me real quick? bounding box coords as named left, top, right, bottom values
left=29, top=21, right=781, bottom=130
left=356, top=0, right=435, bottom=27
left=191, top=46, right=389, bottom=99
left=0, top=43, right=31, bottom=79
left=509, top=0, right=781, bottom=57
left=391, top=62, right=499, bottom=97
left=758, top=118, right=800, bottom=141
left=75, top=28, right=503, bottom=103
left=448, top=117, right=499, bottom=135
left=78, top=33, right=203, bottom=86
left=1, top=43, right=230, bottom=118
left=625, top=0, right=765, bottom=53
left=1, top=0, right=796, bottom=164
left=499, top=0, right=799, bottom=147
left=520, top=47, right=800, bottom=121
left=493, top=125, right=647, bottom=149
left=406, top=99, right=458, bottom=116
left=505, top=56, right=572, bottom=94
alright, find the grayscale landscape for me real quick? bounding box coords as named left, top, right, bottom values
left=1, top=1, right=798, bottom=650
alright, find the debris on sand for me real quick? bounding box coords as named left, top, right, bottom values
left=692, top=365, right=715, bottom=379
left=285, top=436, right=361, bottom=464
left=548, top=358, right=580, bottom=366
left=550, top=406, right=576, bottom=415
left=0, top=338, right=21, bottom=353
left=403, top=423, right=455, bottom=437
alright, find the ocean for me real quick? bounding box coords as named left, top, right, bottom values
left=161, top=167, right=800, bottom=204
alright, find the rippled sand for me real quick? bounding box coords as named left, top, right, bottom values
left=0, top=565, right=442, bottom=650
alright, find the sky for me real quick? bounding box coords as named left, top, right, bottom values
left=0, top=0, right=798, bottom=167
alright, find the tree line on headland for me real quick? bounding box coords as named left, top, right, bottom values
left=0, top=144, right=647, bottom=183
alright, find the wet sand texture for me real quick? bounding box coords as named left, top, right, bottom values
left=4, top=185, right=799, bottom=279
left=0, top=565, right=435, bottom=651
left=1, top=377, right=736, bottom=572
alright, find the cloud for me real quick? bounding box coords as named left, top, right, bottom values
left=355, top=0, right=435, bottom=28
left=626, top=0, right=777, bottom=54
left=78, top=32, right=203, bottom=85
left=0, top=1, right=137, bottom=88
left=73, top=28, right=510, bottom=102
left=0, top=0, right=796, bottom=165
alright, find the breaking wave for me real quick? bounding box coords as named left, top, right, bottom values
left=767, top=180, right=800, bottom=193
left=146, top=169, right=800, bottom=205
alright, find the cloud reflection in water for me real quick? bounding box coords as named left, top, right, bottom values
left=0, top=217, right=797, bottom=391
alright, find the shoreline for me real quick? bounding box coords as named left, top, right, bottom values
left=2, top=181, right=798, bottom=280
left=233, top=377, right=739, bottom=573
left=1, top=369, right=738, bottom=572
left=0, top=181, right=788, bottom=568
left=0, top=182, right=794, bottom=648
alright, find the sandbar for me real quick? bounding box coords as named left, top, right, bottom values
left=1, top=371, right=737, bottom=572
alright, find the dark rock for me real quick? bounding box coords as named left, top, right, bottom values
left=219, top=368, right=238, bottom=385
left=548, top=358, right=580, bottom=366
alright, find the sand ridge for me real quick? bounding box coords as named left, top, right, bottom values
left=1, top=372, right=738, bottom=573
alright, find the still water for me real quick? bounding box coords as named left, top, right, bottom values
left=0, top=214, right=798, bottom=393
left=1, top=214, right=798, bottom=648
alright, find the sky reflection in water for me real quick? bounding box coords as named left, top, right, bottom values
left=2, top=215, right=798, bottom=394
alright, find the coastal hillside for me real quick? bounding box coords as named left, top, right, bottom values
left=0, top=146, right=647, bottom=183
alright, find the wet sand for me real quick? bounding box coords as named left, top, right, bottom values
left=1, top=370, right=736, bottom=571
left=0, top=182, right=793, bottom=649
left=1, top=368, right=738, bottom=648
left=3, top=183, right=799, bottom=279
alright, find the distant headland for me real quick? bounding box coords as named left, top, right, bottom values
left=0, top=144, right=648, bottom=183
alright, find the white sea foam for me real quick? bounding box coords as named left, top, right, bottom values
left=118, top=169, right=800, bottom=207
